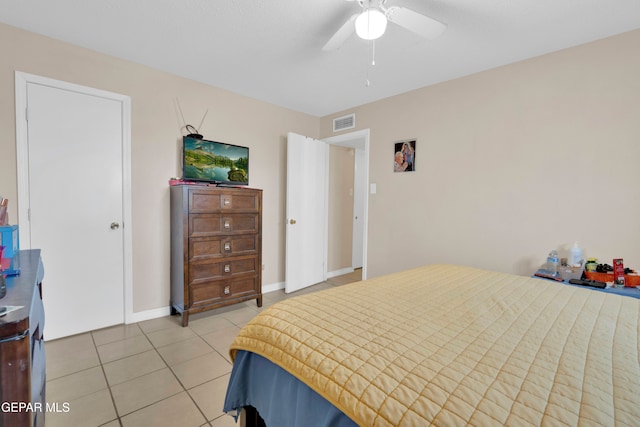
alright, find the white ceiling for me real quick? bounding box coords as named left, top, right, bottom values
left=2, top=0, right=640, bottom=117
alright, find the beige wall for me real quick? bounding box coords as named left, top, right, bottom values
left=0, top=23, right=319, bottom=313
left=3, top=21, right=639, bottom=315
left=322, top=29, right=640, bottom=278
left=327, top=146, right=355, bottom=272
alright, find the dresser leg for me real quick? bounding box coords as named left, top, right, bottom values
left=181, top=312, right=189, bottom=327
left=256, top=295, right=263, bottom=308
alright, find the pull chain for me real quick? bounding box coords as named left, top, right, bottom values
left=365, top=39, right=376, bottom=87
left=371, top=38, right=376, bottom=66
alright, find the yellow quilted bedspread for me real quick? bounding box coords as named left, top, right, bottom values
left=230, top=264, right=640, bottom=426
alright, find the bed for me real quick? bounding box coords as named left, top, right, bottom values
left=223, top=264, right=640, bottom=426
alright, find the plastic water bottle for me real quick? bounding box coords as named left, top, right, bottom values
left=547, top=250, right=559, bottom=276
left=569, top=242, right=582, bottom=267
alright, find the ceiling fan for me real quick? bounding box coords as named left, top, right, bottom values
left=323, top=0, right=447, bottom=51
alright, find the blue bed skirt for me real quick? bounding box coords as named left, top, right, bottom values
left=224, top=350, right=357, bottom=427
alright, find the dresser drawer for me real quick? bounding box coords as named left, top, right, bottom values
left=189, top=190, right=260, bottom=213
left=190, top=213, right=259, bottom=236
left=190, top=275, right=258, bottom=307
left=189, top=235, right=259, bottom=260
left=189, top=256, right=259, bottom=284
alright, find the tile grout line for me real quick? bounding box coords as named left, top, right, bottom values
left=90, top=329, right=123, bottom=427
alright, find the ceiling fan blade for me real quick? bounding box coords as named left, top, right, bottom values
left=386, top=6, right=447, bottom=39
left=322, top=14, right=358, bottom=51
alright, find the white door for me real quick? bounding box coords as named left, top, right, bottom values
left=285, top=133, right=328, bottom=293
left=19, top=76, right=129, bottom=340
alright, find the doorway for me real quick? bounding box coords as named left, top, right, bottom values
left=284, top=129, right=369, bottom=293
left=324, top=129, right=369, bottom=280
left=15, top=72, right=132, bottom=340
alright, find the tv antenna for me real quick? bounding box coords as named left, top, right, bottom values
left=175, top=98, right=208, bottom=139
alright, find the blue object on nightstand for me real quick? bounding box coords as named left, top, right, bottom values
left=0, top=225, right=19, bottom=258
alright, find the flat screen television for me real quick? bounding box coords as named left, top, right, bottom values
left=182, top=136, right=249, bottom=185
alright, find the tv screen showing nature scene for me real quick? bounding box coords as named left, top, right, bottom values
left=182, top=136, right=249, bottom=185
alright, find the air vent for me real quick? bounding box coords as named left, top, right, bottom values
left=333, top=113, right=355, bottom=132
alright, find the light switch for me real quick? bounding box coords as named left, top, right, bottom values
left=370, top=183, right=377, bottom=194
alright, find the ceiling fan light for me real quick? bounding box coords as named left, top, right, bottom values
left=355, top=8, right=387, bottom=40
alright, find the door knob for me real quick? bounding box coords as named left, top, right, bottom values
left=110, top=222, right=120, bottom=230
left=289, top=219, right=296, bottom=225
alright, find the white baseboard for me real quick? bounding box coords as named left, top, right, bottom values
left=327, top=267, right=354, bottom=279
left=127, top=270, right=361, bottom=323
left=127, top=282, right=287, bottom=324
left=263, top=281, right=285, bottom=293
left=127, top=272, right=354, bottom=324
left=263, top=270, right=354, bottom=295
left=127, top=306, right=172, bottom=324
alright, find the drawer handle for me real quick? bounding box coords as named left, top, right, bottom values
left=224, top=264, right=231, bottom=273
left=224, top=286, right=231, bottom=295
left=224, top=242, right=231, bottom=252
left=223, top=198, right=231, bottom=206
left=224, top=220, right=231, bottom=229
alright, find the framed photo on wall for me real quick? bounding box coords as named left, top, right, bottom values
left=394, top=139, right=416, bottom=172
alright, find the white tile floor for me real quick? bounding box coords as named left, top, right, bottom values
left=44, top=270, right=361, bottom=427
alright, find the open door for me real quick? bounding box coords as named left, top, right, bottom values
left=285, top=133, right=328, bottom=293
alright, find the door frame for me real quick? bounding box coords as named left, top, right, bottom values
left=323, top=129, right=370, bottom=280
left=14, top=71, right=134, bottom=324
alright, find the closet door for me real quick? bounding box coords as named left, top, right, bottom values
left=18, top=74, right=130, bottom=340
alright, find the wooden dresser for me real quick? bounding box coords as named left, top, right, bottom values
left=0, top=249, right=46, bottom=427
left=170, top=185, right=262, bottom=326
